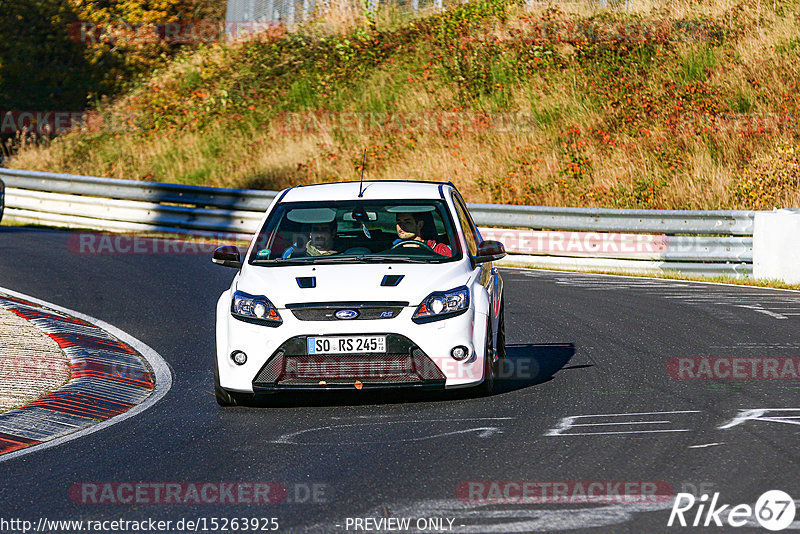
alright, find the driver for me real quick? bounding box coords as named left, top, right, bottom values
left=394, top=212, right=452, bottom=257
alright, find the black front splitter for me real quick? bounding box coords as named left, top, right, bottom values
left=252, top=380, right=446, bottom=394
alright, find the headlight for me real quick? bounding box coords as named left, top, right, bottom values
left=231, top=290, right=282, bottom=326
left=412, top=286, right=470, bottom=324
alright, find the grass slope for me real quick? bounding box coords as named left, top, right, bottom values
left=8, top=0, right=800, bottom=207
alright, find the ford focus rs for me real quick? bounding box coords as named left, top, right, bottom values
left=212, top=180, right=505, bottom=405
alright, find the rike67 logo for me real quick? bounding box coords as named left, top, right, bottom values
left=668, top=490, right=796, bottom=531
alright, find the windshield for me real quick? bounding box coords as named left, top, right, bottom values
left=249, top=199, right=462, bottom=265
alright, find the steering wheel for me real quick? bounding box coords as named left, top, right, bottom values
left=390, top=239, right=436, bottom=252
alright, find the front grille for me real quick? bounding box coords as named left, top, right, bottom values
left=253, top=334, right=446, bottom=389
left=280, top=353, right=420, bottom=385
left=286, top=302, right=407, bottom=321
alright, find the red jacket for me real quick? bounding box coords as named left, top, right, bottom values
left=426, top=240, right=453, bottom=257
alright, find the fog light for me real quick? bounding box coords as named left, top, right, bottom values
left=451, top=346, right=469, bottom=361
left=231, top=350, right=247, bottom=365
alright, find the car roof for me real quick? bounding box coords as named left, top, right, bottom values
left=279, top=181, right=454, bottom=203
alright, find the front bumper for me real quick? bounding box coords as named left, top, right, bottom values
left=252, top=334, right=446, bottom=392
left=216, top=291, right=489, bottom=393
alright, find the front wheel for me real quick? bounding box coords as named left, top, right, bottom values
left=213, top=347, right=242, bottom=406
left=497, top=298, right=506, bottom=361
left=477, top=319, right=498, bottom=396
left=214, top=366, right=238, bottom=407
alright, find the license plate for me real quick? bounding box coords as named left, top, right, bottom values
left=307, top=335, right=386, bottom=354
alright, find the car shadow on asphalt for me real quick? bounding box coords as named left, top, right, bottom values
left=495, top=342, right=577, bottom=394
left=228, top=342, right=577, bottom=409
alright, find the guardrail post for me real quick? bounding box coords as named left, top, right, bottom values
left=753, top=209, right=800, bottom=284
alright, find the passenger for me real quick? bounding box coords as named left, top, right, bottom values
left=306, top=221, right=338, bottom=256
left=281, top=221, right=337, bottom=258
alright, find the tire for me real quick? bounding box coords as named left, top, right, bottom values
left=213, top=347, right=239, bottom=407
left=477, top=318, right=497, bottom=396
left=497, top=298, right=506, bottom=362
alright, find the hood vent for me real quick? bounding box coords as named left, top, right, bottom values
left=381, top=275, right=404, bottom=287
left=296, top=277, right=316, bottom=288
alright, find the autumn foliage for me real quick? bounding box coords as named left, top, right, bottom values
left=7, top=0, right=800, bottom=210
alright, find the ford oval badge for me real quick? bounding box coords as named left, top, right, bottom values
left=335, top=309, right=359, bottom=320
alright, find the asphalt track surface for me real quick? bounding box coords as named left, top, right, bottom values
left=1, top=226, right=799, bottom=533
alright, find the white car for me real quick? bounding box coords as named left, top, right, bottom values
left=212, top=180, right=505, bottom=405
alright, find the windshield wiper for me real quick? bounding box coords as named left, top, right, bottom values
left=303, top=255, right=432, bottom=264
left=352, top=255, right=430, bottom=264
left=250, top=258, right=313, bottom=265
left=253, top=255, right=439, bottom=265
left=299, top=256, right=360, bottom=264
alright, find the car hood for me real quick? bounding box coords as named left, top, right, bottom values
left=236, top=262, right=472, bottom=308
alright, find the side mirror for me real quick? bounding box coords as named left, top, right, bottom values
left=475, top=240, right=506, bottom=264
left=212, top=246, right=243, bottom=268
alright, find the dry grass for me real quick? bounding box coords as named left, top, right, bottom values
left=6, top=0, right=800, bottom=208
left=301, top=0, right=368, bottom=35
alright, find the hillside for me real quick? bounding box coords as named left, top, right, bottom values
left=8, top=0, right=800, bottom=209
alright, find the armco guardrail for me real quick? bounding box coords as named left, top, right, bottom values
left=1, top=168, right=275, bottom=236
left=0, top=168, right=277, bottom=210
left=468, top=204, right=756, bottom=235
left=0, top=168, right=757, bottom=277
